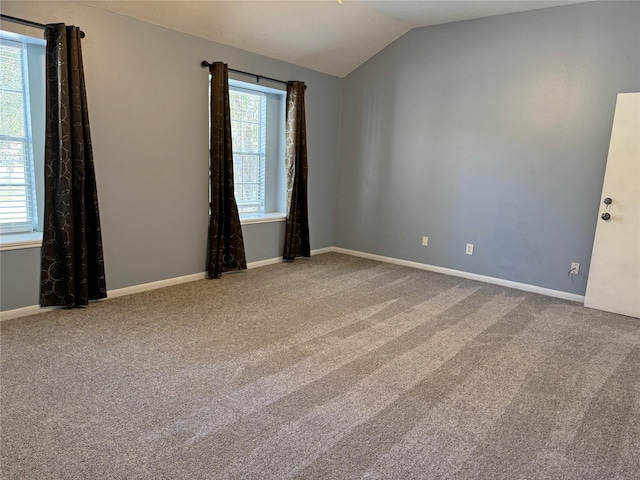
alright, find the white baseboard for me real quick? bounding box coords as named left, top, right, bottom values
left=310, top=247, right=334, bottom=255
left=331, top=247, right=585, bottom=303
left=244, top=247, right=333, bottom=269
left=0, top=272, right=209, bottom=322
left=0, top=247, right=336, bottom=321
left=1, top=246, right=583, bottom=321
left=0, top=305, right=59, bottom=322
left=246, top=257, right=282, bottom=269
left=108, top=272, right=207, bottom=299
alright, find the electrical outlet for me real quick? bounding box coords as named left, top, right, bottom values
left=422, top=236, right=429, bottom=247
left=570, top=262, right=580, bottom=275
left=466, top=244, right=474, bottom=255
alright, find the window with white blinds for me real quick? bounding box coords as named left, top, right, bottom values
left=208, top=77, right=286, bottom=221
left=229, top=86, right=267, bottom=216
left=0, top=37, right=37, bottom=234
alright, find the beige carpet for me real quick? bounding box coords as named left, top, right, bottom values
left=1, top=253, right=639, bottom=479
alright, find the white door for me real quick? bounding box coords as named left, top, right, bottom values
left=584, top=93, right=640, bottom=318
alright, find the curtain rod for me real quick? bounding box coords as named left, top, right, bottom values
left=0, top=14, right=85, bottom=38
left=200, top=61, right=306, bottom=89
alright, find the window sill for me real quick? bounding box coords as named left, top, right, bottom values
left=240, top=213, right=287, bottom=225
left=0, top=232, right=43, bottom=251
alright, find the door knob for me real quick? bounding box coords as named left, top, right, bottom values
left=601, top=212, right=611, bottom=220
left=604, top=197, right=612, bottom=205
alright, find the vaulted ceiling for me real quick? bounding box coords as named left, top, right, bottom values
left=79, top=1, right=590, bottom=77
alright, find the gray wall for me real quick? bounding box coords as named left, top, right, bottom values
left=3, top=1, right=639, bottom=311
left=335, top=1, right=640, bottom=296
left=0, top=1, right=341, bottom=311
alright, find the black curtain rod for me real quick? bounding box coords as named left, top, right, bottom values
left=0, top=14, right=85, bottom=38
left=201, top=61, right=305, bottom=89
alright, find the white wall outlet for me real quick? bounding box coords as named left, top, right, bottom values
left=570, top=262, right=580, bottom=275
left=422, top=236, right=429, bottom=247
left=466, top=244, right=474, bottom=255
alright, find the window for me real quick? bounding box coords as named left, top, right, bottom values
left=229, top=86, right=266, bottom=215
left=0, top=31, right=45, bottom=243
left=210, top=77, right=286, bottom=222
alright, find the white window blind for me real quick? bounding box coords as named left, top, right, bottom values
left=0, top=38, right=37, bottom=234
left=229, top=86, right=266, bottom=215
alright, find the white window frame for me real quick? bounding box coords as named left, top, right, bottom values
left=0, top=31, right=45, bottom=250
left=229, top=85, right=267, bottom=216
left=0, top=37, right=37, bottom=234
left=214, top=78, right=286, bottom=224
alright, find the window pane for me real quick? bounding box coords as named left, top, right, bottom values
left=0, top=34, right=36, bottom=234
left=0, top=140, right=29, bottom=225
left=0, top=185, right=28, bottom=223
left=234, top=155, right=259, bottom=193
left=229, top=86, right=267, bottom=216
left=230, top=90, right=261, bottom=123
left=0, top=43, right=23, bottom=91
left=0, top=139, right=26, bottom=166
left=231, top=122, right=258, bottom=153
left=0, top=90, right=25, bottom=137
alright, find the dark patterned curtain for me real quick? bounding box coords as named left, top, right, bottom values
left=207, top=62, right=246, bottom=278
left=283, top=81, right=310, bottom=261
left=40, top=24, right=107, bottom=307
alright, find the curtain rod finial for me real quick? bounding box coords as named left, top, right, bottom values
left=201, top=61, right=211, bottom=68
